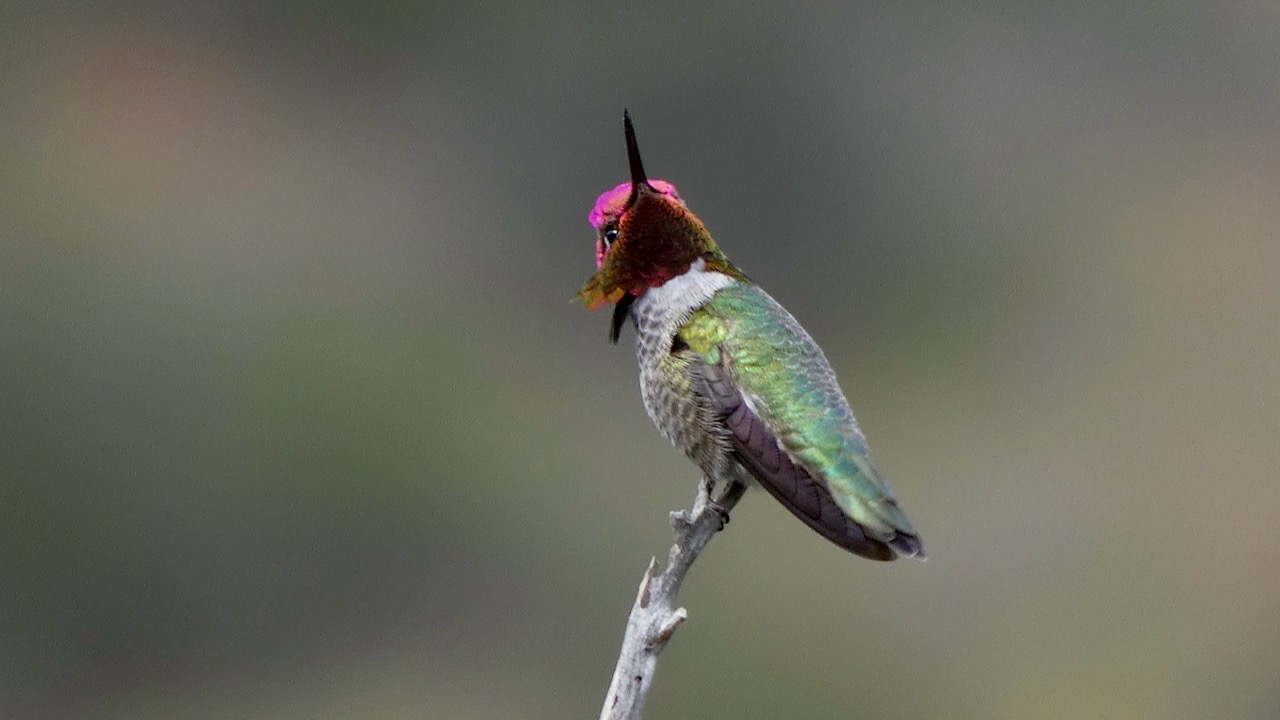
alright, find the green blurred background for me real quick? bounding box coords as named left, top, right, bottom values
left=4, top=2, right=1279, bottom=719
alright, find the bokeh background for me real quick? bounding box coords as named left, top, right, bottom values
left=4, top=2, right=1279, bottom=719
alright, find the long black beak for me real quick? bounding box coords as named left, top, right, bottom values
left=623, top=110, right=651, bottom=205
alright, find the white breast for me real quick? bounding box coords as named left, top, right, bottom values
left=631, top=258, right=736, bottom=339
left=629, top=259, right=737, bottom=457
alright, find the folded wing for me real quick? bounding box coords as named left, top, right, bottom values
left=692, top=283, right=924, bottom=560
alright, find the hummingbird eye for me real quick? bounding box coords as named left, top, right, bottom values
left=602, top=224, right=619, bottom=250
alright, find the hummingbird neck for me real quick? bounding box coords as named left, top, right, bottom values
left=632, top=258, right=737, bottom=330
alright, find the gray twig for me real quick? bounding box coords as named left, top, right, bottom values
left=598, top=479, right=747, bottom=720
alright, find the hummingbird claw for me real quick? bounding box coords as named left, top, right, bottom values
left=695, top=477, right=731, bottom=529
left=706, top=498, right=731, bottom=530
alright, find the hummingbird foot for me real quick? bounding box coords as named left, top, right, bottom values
left=706, top=498, right=731, bottom=530
left=699, top=475, right=722, bottom=499
left=705, top=479, right=747, bottom=531
left=683, top=477, right=731, bottom=531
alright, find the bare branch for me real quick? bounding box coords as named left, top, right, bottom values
left=599, top=479, right=747, bottom=720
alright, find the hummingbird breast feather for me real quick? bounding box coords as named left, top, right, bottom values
left=632, top=260, right=739, bottom=478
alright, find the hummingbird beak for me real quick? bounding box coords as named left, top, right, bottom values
left=623, top=110, right=652, bottom=207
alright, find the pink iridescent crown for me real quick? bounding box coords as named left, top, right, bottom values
left=588, top=180, right=681, bottom=230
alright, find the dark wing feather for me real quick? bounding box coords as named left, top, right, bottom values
left=702, top=360, right=896, bottom=561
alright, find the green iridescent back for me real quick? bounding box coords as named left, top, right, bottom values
left=680, top=282, right=918, bottom=541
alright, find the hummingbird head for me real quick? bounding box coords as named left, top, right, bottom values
left=577, top=113, right=744, bottom=341
left=587, top=178, right=683, bottom=270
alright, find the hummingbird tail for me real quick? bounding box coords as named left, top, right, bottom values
left=887, top=531, right=926, bottom=561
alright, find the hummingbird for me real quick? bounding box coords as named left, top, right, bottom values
left=578, top=113, right=924, bottom=561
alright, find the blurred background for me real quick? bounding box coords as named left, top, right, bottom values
left=3, top=2, right=1279, bottom=719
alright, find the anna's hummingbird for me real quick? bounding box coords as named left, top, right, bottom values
left=578, top=113, right=924, bottom=561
